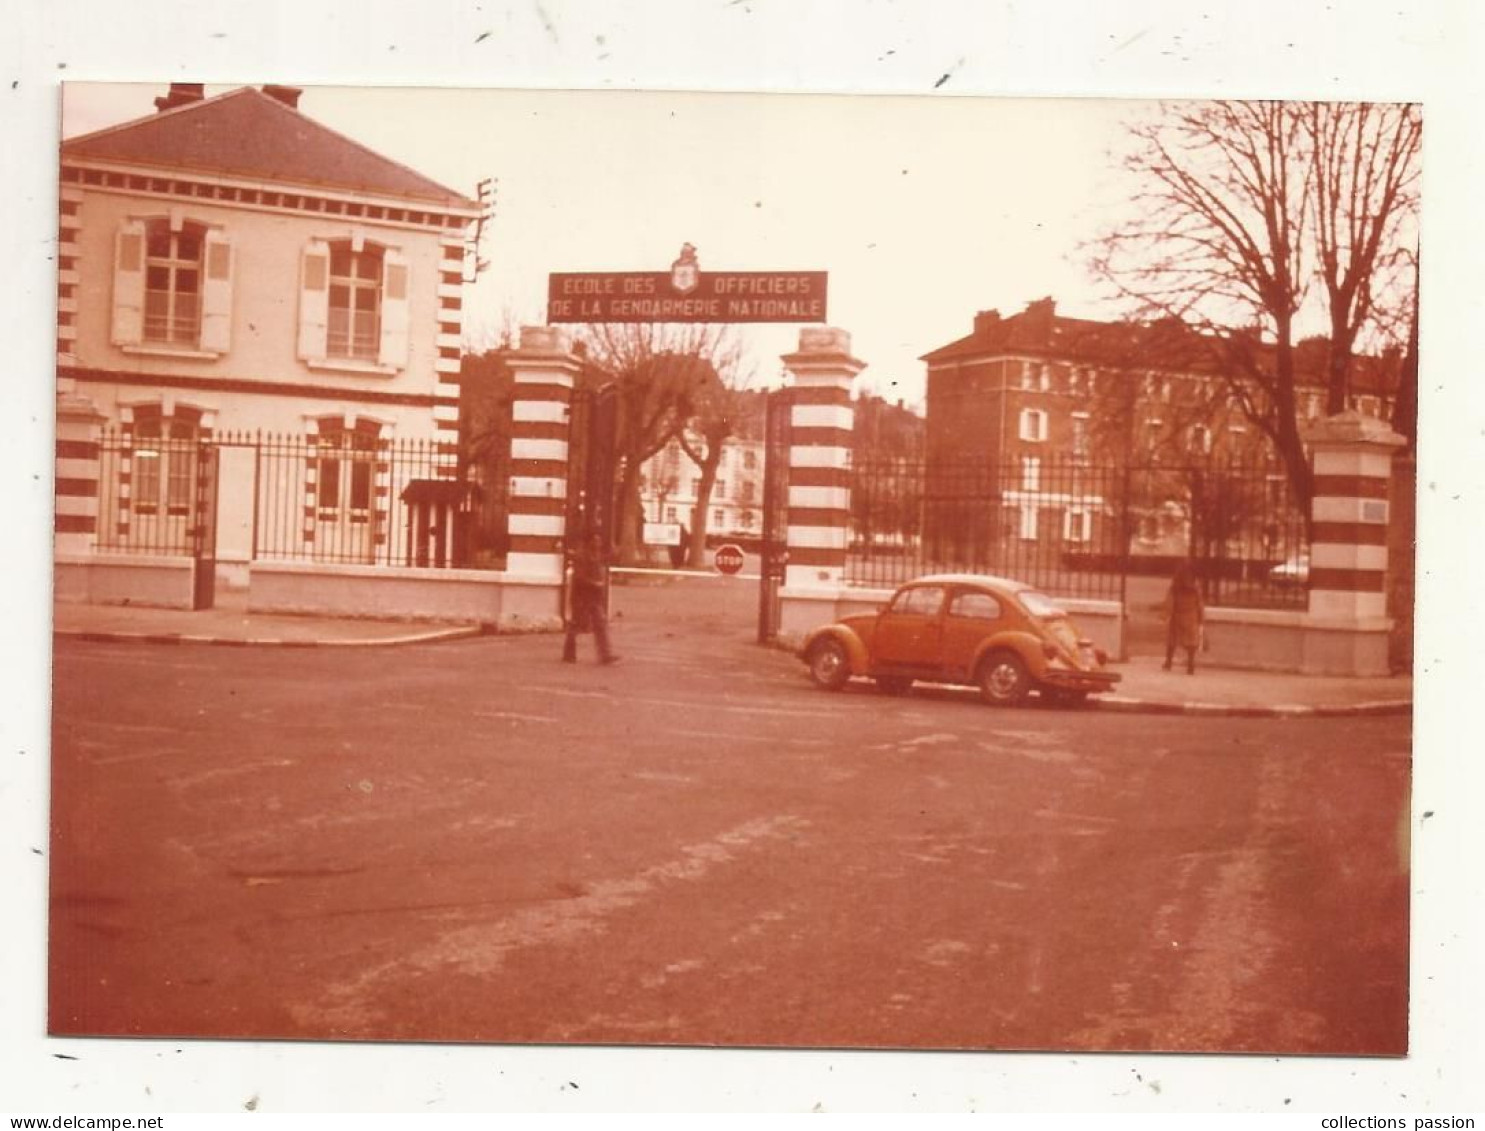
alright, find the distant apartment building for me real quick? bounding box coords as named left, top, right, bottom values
left=641, top=435, right=766, bottom=539
left=918, top=297, right=1399, bottom=561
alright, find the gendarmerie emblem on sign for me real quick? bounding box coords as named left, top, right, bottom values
left=670, top=243, right=700, bottom=295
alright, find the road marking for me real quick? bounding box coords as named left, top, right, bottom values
left=471, top=709, right=560, bottom=724
left=628, top=695, right=839, bottom=719
left=296, top=813, right=812, bottom=1031
left=514, top=685, right=614, bottom=701
left=897, top=733, right=960, bottom=749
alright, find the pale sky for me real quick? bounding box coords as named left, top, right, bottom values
left=63, top=83, right=1145, bottom=409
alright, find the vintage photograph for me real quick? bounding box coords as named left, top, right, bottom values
left=49, top=83, right=1417, bottom=1055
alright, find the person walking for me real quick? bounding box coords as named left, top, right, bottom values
left=1162, top=559, right=1205, bottom=674
left=562, top=532, right=619, bottom=664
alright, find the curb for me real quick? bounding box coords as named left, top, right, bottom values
left=1091, top=696, right=1412, bottom=718
left=55, top=625, right=484, bottom=649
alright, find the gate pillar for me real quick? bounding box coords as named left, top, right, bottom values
left=505, top=326, right=582, bottom=582
left=1302, top=411, right=1406, bottom=676
left=54, top=385, right=105, bottom=557
left=780, top=327, right=865, bottom=590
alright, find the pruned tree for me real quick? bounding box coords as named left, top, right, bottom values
left=576, top=323, right=743, bottom=563
left=1089, top=99, right=1421, bottom=508
left=674, top=357, right=755, bottom=566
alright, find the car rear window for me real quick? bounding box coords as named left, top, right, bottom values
left=1018, top=590, right=1066, bottom=619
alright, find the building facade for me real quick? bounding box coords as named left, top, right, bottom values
left=641, top=435, right=766, bottom=542
left=919, top=298, right=1398, bottom=563
left=57, top=84, right=482, bottom=573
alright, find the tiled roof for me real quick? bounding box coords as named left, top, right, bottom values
left=62, top=87, right=478, bottom=211
left=923, top=302, right=1399, bottom=394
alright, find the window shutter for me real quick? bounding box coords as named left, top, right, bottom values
left=199, top=229, right=234, bottom=353
left=297, top=241, right=330, bottom=361
left=378, top=251, right=410, bottom=368
left=111, top=220, right=147, bottom=346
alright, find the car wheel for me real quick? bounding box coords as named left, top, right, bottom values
left=806, top=638, right=851, bottom=691
left=875, top=675, right=912, bottom=696
left=978, top=651, right=1030, bottom=707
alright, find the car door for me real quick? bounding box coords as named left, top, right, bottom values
left=872, top=584, right=949, bottom=672
left=940, top=586, right=1006, bottom=679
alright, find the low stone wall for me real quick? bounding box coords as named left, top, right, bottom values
left=53, top=553, right=196, bottom=610
left=1201, top=607, right=1306, bottom=671
left=248, top=562, right=562, bottom=631
left=779, top=583, right=1387, bottom=675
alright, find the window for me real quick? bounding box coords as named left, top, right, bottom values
left=328, top=243, right=383, bottom=360
left=1071, top=413, right=1090, bottom=461
left=715, top=480, right=727, bottom=500
left=1021, top=456, right=1041, bottom=491
left=130, top=406, right=201, bottom=516
left=112, top=218, right=232, bottom=353
left=664, top=506, right=677, bottom=522
left=315, top=418, right=381, bottom=518
left=890, top=585, right=946, bottom=616
left=1188, top=424, right=1212, bottom=454
left=713, top=508, right=725, bottom=526
left=1063, top=508, right=1092, bottom=544
left=1018, top=408, right=1048, bottom=442
left=1019, top=361, right=1035, bottom=391
left=143, top=221, right=203, bottom=345
left=742, top=450, right=757, bottom=470
left=739, top=480, right=757, bottom=503
left=949, top=591, right=1002, bottom=620
left=1019, top=505, right=1039, bottom=541
left=299, top=238, right=409, bottom=368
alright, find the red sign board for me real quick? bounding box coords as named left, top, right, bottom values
left=548, top=271, right=828, bottom=324
left=713, top=543, right=746, bottom=575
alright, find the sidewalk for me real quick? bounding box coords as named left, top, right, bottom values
left=50, top=597, right=480, bottom=648
left=51, top=597, right=1412, bottom=717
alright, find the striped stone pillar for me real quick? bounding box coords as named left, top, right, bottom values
left=506, top=326, right=581, bottom=580
left=1303, top=411, right=1405, bottom=676
left=55, top=388, right=105, bottom=556
left=431, top=234, right=466, bottom=464
left=781, top=327, right=865, bottom=588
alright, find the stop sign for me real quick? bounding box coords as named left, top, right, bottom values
left=713, top=543, right=746, bottom=575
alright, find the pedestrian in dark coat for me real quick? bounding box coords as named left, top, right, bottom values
left=563, top=533, right=619, bottom=664
left=1163, top=559, right=1205, bottom=674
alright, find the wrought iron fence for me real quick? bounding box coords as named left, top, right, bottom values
left=95, top=430, right=509, bottom=569
left=847, top=452, right=1309, bottom=609
left=96, top=432, right=207, bottom=556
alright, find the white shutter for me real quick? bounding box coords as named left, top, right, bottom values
left=111, top=220, right=146, bottom=346
left=378, top=250, right=410, bottom=368
left=199, top=229, right=234, bottom=353
left=297, top=241, right=330, bottom=361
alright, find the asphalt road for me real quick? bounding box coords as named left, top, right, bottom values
left=49, top=576, right=1412, bottom=1054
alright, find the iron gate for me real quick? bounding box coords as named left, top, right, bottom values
left=757, top=387, right=793, bottom=642
left=563, top=383, right=620, bottom=624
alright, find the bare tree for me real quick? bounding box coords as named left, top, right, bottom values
left=1304, top=102, right=1422, bottom=412
left=577, top=323, right=742, bottom=563
left=675, top=360, right=755, bottom=566
left=1090, top=100, right=1421, bottom=507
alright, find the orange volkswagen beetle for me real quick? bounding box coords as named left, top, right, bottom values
left=799, top=574, right=1120, bottom=706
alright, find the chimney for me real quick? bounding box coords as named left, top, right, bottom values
left=973, top=309, right=1001, bottom=335
left=154, top=83, right=205, bottom=113
left=263, top=84, right=303, bottom=110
